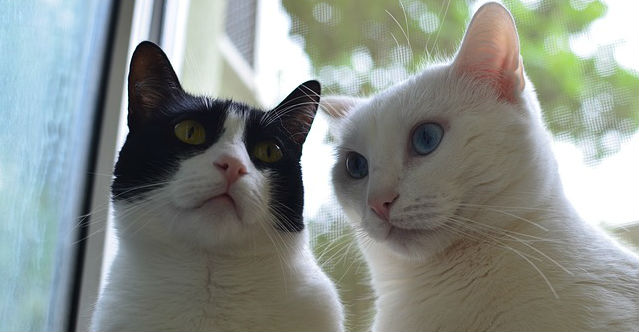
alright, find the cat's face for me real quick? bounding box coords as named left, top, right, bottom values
left=112, top=42, right=320, bottom=250
left=325, top=3, right=552, bottom=261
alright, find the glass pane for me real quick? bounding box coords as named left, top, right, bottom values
left=0, top=1, right=113, bottom=331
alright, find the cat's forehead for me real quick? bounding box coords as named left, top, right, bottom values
left=193, top=97, right=266, bottom=132
left=339, top=69, right=451, bottom=151
left=220, top=105, right=248, bottom=137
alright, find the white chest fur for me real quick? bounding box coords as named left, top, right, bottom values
left=91, top=232, right=343, bottom=332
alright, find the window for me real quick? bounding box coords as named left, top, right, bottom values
left=0, top=1, right=114, bottom=331
left=2, top=1, right=636, bottom=331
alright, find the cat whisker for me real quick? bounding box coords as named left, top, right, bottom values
left=399, top=0, right=411, bottom=52
left=262, top=101, right=321, bottom=127
left=244, top=194, right=298, bottom=268
left=457, top=202, right=561, bottom=213
left=316, top=233, right=355, bottom=267
left=314, top=231, right=353, bottom=259
left=87, top=171, right=116, bottom=177
left=451, top=213, right=563, bottom=244
left=469, top=189, right=564, bottom=200
left=456, top=204, right=550, bottom=232
left=75, top=180, right=174, bottom=225
left=429, top=0, right=451, bottom=56
left=116, top=199, right=167, bottom=235
left=486, top=207, right=548, bottom=231
left=72, top=198, right=163, bottom=246
left=255, top=212, right=292, bottom=292
left=445, top=218, right=544, bottom=263
left=454, top=215, right=572, bottom=274
left=243, top=196, right=291, bottom=274
left=505, top=233, right=574, bottom=276
left=263, top=225, right=296, bottom=293
left=423, top=0, right=441, bottom=56
left=385, top=8, right=410, bottom=52
left=128, top=204, right=168, bottom=237
left=439, top=220, right=488, bottom=244
left=260, top=92, right=320, bottom=126
left=389, top=32, right=401, bottom=55
left=445, top=218, right=564, bottom=297
left=501, top=243, right=560, bottom=299
left=335, top=241, right=366, bottom=284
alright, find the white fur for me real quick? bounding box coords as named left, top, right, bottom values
left=324, top=3, right=638, bottom=331
left=91, top=111, right=344, bottom=331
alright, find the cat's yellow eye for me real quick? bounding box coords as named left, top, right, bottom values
left=174, top=120, right=206, bottom=145
left=253, top=141, right=283, bottom=163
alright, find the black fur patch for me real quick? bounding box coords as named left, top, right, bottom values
left=244, top=111, right=306, bottom=232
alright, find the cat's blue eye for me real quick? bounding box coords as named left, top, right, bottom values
left=411, top=122, right=444, bottom=155
left=345, top=152, right=368, bottom=179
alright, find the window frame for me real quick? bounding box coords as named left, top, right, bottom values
left=73, top=1, right=153, bottom=330
left=0, top=0, right=128, bottom=330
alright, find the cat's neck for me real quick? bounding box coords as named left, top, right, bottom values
left=110, top=204, right=309, bottom=278
left=116, top=222, right=305, bottom=265
left=109, top=217, right=311, bottom=303
left=116, top=234, right=304, bottom=288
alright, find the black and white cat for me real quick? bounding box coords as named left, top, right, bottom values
left=322, top=3, right=638, bottom=331
left=90, top=42, right=343, bottom=331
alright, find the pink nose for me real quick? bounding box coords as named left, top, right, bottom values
left=214, top=155, right=248, bottom=185
left=368, top=192, right=399, bottom=222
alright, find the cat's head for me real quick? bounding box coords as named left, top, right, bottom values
left=112, top=41, right=320, bottom=250
left=323, top=3, right=557, bottom=261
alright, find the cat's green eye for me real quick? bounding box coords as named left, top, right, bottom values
left=253, top=141, right=283, bottom=163
left=174, top=120, right=206, bottom=145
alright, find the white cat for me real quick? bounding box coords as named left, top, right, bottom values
left=90, top=41, right=343, bottom=331
left=322, top=3, right=638, bottom=331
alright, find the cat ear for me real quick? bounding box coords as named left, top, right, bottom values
left=320, top=95, right=367, bottom=119
left=127, top=41, right=183, bottom=128
left=270, top=80, right=321, bottom=145
left=452, top=2, right=525, bottom=103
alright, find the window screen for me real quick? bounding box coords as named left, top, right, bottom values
left=225, top=0, right=258, bottom=67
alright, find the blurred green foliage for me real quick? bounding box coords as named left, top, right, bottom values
left=282, top=0, right=639, bottom=161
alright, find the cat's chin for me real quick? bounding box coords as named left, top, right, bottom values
left=196, top=193, right=239, bottom=215
left=173, top=191, right=246, bottom=224
left=363, top=220, right=455, bottom=260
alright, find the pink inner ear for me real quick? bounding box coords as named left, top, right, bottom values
left=453, top=3, right=525, bottom=103
left=458, top=57, right=524, bottom=103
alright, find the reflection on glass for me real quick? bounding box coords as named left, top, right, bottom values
left=0, top=1, right=111, bottom=331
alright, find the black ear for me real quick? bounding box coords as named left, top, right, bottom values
left=270, top=80, right=321, bottom=145
left=127, top=41, right=182, bottom=128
